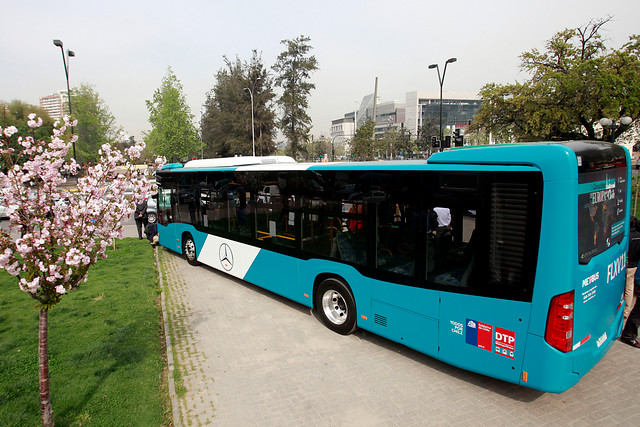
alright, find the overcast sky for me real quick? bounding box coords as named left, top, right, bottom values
left=2, top=0, right=638, bottom=142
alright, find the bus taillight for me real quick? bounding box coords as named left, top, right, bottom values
left=545, top=290, right=575, bottom=353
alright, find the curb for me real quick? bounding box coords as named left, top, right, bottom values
left=155, top=247, right=182, bottom=427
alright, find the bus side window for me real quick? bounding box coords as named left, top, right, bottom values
left=300, top=170, right=368, bottom=266
left=371, top=171, right=420, bottom=277
left=424, top=171, right=481, bottom=288
left=254, top=172, right=296, bottom=249
left=426, top=207, right=477, bottom=287
left=158, top=188, right=173, bottom=225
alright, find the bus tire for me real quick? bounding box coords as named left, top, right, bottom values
left=182, top=233, right=199, bottom=266
left=315, top=278, right=357, bottom=335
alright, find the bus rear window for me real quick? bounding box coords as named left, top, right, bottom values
left=578, top=166, right=627, bottom=264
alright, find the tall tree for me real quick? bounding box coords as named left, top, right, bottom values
left=72, top=84, right=119, bottom=164
left=299, top=136, right=330, bottom=161
left=272, top=35, right=319, bottom=159
left=394, top=128, right=415, bottom=158
left=145, top=67, right=200, bottom=162
left=247, top=51, right=278, bottom=157
left=416, top=117, right=439, bottom=156
left=471, top=18, right=640, bottom=142
left=379, top=127, right=398, bottom=159
left=350, top=120, right=376, bottom=161
left=201, top=51, right=276, bottom=157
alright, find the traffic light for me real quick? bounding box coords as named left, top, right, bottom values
left=454, top=129, right=464, bottom=147
left=431, top=136, right=440, bottom=148
left=443, top=135, right=451, bottom=149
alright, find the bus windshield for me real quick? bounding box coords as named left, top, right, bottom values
left=575, top=142, right=627, bottom=264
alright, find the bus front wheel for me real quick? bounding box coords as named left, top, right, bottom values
left=182, top=234, right=199, bottom=266
left=315, top=278, right=357, bottom=335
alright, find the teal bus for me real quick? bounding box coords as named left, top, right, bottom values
left=155, top=141, right=629, bottom=393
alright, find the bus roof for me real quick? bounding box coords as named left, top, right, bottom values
left=181, top=156, right=297, bottom=169
left=159, top=141, right=626, bottom=179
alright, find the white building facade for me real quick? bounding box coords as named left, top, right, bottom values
left=332, top=91, right=481, bottom=140
left=39, top=91, right=68, bottom=120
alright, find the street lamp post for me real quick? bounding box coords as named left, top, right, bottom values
left=599, top=116, right=633, bottom=143
left=428, top=58, right=457, bottom=150
left=53, top=39, right=76, bottom=161
left=244, top=77, right=261, bottom=157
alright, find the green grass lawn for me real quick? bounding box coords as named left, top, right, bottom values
left=0, top=238, right=168, bottom=426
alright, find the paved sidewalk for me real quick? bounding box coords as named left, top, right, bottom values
left=158, top=247, right=640, bottom=426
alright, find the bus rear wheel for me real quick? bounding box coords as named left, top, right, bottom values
left=182, top=234, right=199, bottom=266
left=316, top=278, right=357, bottom=335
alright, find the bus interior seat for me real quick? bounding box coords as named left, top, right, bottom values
left=334, top=231, right=366, bottom=264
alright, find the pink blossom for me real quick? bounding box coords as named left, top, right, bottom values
left=0, top=248, right=12, bottom=267
left=3, top=126, right=18, bottom=137
left=19, top=277, right=41, bottom=294
left=27, top=114, right=43, bottom=128
left=0, top=114, right=159, bottom=306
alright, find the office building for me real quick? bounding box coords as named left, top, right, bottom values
left=331, top=91, right=481, bottom=141
left=39, top=91, right=68, bottom=120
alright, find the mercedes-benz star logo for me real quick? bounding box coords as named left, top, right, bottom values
left=219, top=243, right=234, bottom=271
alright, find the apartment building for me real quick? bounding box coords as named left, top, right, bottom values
left=39, top=91, right=68, bottom=120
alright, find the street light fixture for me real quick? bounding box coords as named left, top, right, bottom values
left=428, top=57, right=457, bottom=150
left=244, top=77, right=262, bottom=157
left=53, top=39, right=77, bottom=161
left=599, top=116, right=633, bottom=143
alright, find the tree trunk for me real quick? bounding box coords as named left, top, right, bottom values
left=39, top=308, right=54, bottom=427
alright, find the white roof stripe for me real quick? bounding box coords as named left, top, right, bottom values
left=183, top=156, right=297, bottom=169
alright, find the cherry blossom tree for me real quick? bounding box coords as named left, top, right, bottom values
left=0, top=115, right=164, bottom=427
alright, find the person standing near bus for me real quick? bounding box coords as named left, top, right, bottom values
left=134, top=199, right=148, bottom=240
left=624, top=216, right=640, bottom=320
left=620, top=272, right=640, bottom=348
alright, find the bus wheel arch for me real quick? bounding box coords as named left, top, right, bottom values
left=314, top=274, right=358, bottom=335
left=182, top=232, right=199, bottom=266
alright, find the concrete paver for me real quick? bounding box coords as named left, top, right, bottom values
left=158, top=246, right=640, bottom=426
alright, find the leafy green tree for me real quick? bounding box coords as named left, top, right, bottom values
left=300, top=136, right=330, bottom=161
left=247, top=52, right=278, bottom=157
left=350, top=120, right=376, bottom=161
left=201, top=51, right=276, bottom=157
left=377, top=127, right=415, bottom=159
left=461, top=127, right=491, bottom=147
left=394, top=128, right=415, bottom=158
left=471, top=17, right=640, bottom=142
left=416, top=117, right=439, bottom=156
left=0, top=101, right=55, bottom=170
left=272, top=35, right=319, bottom=159
left=72, top=84, right=119, bottom=164
left=1, top=100, right=54, bottom=142
left=379, top=127, right=398, bottom=159
left=145, top=67, right=200, bottom=162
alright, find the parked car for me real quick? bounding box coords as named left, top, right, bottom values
left=147, top=196, right=157, bottom=223
left=0, top=197, right=8, bottom=220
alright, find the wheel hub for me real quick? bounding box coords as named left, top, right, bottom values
left=321, top=290, right=347, bottom=325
